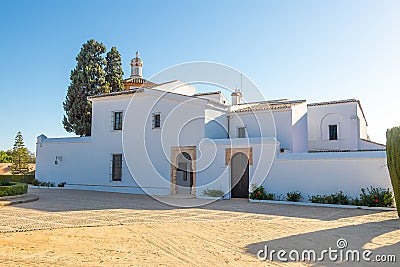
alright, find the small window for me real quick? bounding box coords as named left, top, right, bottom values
left=153, top=113, right=161, bottom=128
left=111, top=154, right=122, bottom=181
left=237, top=127, right=246, bottom=138
left=113, top=112, right=123, bottom=131
left=329, top=125, right=338, bottom=140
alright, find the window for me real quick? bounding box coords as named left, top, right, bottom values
left=329, top=125, right=338, bottom=140
left=111, top=154, right=122, bottom=181
left=113, top=112, right=122, bottom=130
left=153, top=113, right=161, bottom=128
left=237, top=127, right=246, bottom=138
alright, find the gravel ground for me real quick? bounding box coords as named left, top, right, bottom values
left=0, top=188, right=398, bottom=266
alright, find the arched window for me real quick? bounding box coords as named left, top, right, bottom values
left=320, top=113, right=344, bottom=141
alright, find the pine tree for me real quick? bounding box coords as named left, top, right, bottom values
left=105, top=47, right=124, bottom=92
left=62, top=39, right=108, bottom=136
left=10, top=131, right=30, bottom=174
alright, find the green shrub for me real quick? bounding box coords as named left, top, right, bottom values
left=57, top=182, right=66, bottom=188
left=32, top=179, right=40, bottom=186
left=359, top=187, right=393, bottom=207
left=38, top=181, right=55, bottom=187
left=249, top=185, right=275, bottom=200
left=386, top=127, right=400, bottom=216
left=0, top=174, right=35, bottom=184
left=0, top=182, right=28, bottom=197
left=309, top=191, right=350, bottom=205
left=309, top=188, right=393, bottom=207
left=286, top=191, right=302, bottom=202
left=203, top=188, right=224, bottom=197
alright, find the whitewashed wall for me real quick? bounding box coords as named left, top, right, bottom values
left=291, top=103, right=308, bottom=153
left=229, top=109, right=293, bottom=149
left=196, top=137, right=278, bottom=199
left=308, top=102, right=361, bottom=150
left=35, top=135, right=146, bottom=194
left=36, top=84, right=208, bottom=196
left=357, top=104, right=369, bottom=140
left=262, top=151, right=391, bottom=199
left=204, top=107, right=229, bottom=139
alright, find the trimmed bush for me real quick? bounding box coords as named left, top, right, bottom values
left=203, top=188, right=224, bottom=198
left=286, top=191, right=302, bottom=202
left=309, top=191, right=350, bottom=205
left=310, top=188, right=393, bottom=207
left=0, top=174, right=35, bottom=184
left=387, top=127, right=400, bottom=216
left=0, top=182, right=28, bottom=197
left=249, top=185, right=275, bottom=200
left=359, top=187, right=393, bottom=207
left=38, top=181, right=55, bottom=187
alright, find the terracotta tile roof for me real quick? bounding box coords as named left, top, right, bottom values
left=88, top=80, right=177, bottom=100
left=308, top=99, right=368, bottom=126
left=123, top=77, right=155, bottom=85
left=194, top=91, right=221, bottom=96
left=360, top=138, right=385, bottom=147
left=88, top=88, right=143, bottom=100
left=309, top=149, right=386, bottom=153
left=307, top=98, right=357, bottom=106
left=231, top=100, right=306, bottom=113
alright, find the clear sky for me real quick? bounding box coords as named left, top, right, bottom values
left=0, top=0, right=399, bottom=152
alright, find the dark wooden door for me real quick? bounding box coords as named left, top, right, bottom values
left=231, top=153, right=249, bottom=198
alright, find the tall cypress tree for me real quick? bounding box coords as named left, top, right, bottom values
left=10, top=131, right=30, bottom=174
left=105, top=47, right=124, bottom=92
left=63, top=39, right=108, bottom=136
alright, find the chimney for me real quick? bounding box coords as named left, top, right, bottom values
left=231, top=90, right=242, bottom=105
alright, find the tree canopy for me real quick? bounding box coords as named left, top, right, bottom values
left=10, top=131, right=30, bottom=174
left=0, top=150, right=12, bottom=163
left=62, top=40, right=125, bottom=136
left=62, top=39, right=109, bottom=136
left=105, top=47, right=124, bottom=92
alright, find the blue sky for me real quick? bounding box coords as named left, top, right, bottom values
left=0, top=0, right=399, bottom=152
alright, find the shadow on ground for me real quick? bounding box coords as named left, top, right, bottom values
left=15, top=188, right=392, bottom=221
left=246, top=219, right=400, bottom=267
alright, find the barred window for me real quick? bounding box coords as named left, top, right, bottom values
left=111, top=154, right=122, bottom=181
left=153, top=113, right=161, bottom=128
left=113, top=112, right=123, bottom=131
left=329, top=125, right=338, bottom=140
left=237, top=127, right=246, bottom=138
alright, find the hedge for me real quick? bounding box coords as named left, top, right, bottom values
left=0, top=174, right=35, bottom=184
left=0, top=182, right=28, bottom=197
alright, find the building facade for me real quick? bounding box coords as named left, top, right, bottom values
left=36, top=53, right=390, bottom=199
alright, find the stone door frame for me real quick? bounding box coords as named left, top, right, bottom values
left=170, top=146, right=196, bottom=195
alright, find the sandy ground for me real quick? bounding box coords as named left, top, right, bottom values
left=0, top=189, right=399, bottom=266
left=0, top=163, right=35, bottom=175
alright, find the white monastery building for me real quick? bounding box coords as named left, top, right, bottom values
left=36, top=53, right=391, bottom=199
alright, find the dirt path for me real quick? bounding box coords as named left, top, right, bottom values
left=0, top=189, right=398, bottom=266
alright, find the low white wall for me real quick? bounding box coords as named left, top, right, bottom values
left=262, top=151, right=391, bottom=199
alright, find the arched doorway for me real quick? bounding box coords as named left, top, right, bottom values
left=230, top=152, right=249, bottom=198
left=176, top=152, right=193, bottom=194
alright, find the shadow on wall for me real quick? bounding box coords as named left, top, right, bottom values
left=246, top=219, right=399, bottom=267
